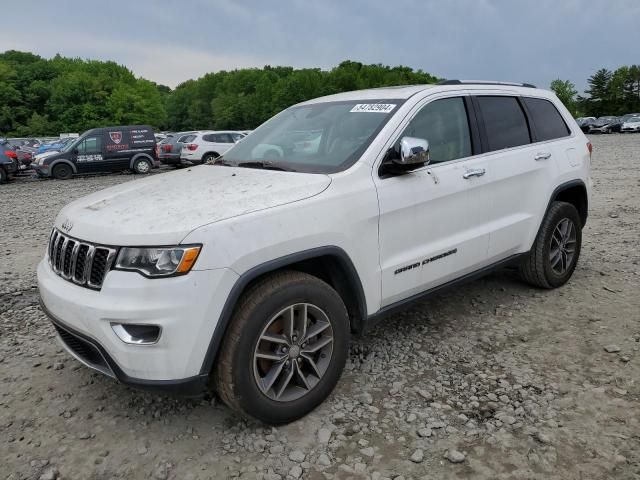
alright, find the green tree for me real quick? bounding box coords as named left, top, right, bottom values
left=550, top=79, right=578, bottom=116
left=584, top=68, right=612, bottom=117
left=107, top=80, right=167, bottom=127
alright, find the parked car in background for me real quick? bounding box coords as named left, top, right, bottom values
left=32, top=125, right=157, bottom=179
left=0, top=139, right=20, bottom=183
left=576, top=117, right=596, bottom=133
left=588, top=116, right=618, bottom=134
left=621, top=116, right=640, bottom=132
left=36, top=137, right=76, bottom=155
left=157, top=132, right=197, bottom=167
left=180, top=130, right=245, bottom=164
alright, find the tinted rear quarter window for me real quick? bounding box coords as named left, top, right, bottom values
left=523, top=97, right=570, bottom=141
left=477, top=96, right=531, bottom=151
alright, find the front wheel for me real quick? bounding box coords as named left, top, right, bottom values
left=52, top=163, right=73, bottom=180
left=519, top=201, right=582, bottom=288
left=215, top=271, right=350, bottom=424
left=133, top=158, right=151, bottom=174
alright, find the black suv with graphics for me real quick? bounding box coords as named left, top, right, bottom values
left=33, top=125, right=157, bottom=180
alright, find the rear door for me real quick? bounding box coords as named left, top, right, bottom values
left=465, top=93, right=561, bottom=262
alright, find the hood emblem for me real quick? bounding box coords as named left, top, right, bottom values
left=109, top=131, right=123, bottom=144
left=61, top=219, right=73, bottom=233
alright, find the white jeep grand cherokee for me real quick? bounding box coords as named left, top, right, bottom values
left=38, top=81, right=592, bottom=424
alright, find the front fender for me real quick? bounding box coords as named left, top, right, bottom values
left=49, top=158, right=77, bottom=174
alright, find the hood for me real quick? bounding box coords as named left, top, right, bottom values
left=55, top=166, right=332, bottom=245
left=35, top=150, right=59, bottom=160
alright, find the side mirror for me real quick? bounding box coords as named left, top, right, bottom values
left=399, top=137, right=430, bottom=166
left=380, top=137, right=430, bottom=175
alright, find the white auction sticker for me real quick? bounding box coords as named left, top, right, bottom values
left=350, top=103, right=396, bottom=113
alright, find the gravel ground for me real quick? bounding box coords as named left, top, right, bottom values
left=1, top=135, right=639, bottom=480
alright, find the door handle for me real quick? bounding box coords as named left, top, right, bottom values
left=463, top=168, right=486, bottom=179
left=534, top=152, right=552, bottom=161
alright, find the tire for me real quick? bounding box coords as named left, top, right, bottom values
left=52, top=163, right=73, bottom=180
left=518, top=201, right=582, bottom=289
left=133, top=158, right=151, bottom=174
left=0, top=167, right=7, bottom=184
left=215, top=271, right=350, bottom=424
left=202, top=153, right=219, bottom=164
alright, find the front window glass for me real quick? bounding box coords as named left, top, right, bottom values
left=77, top=136, right=101, bottom=154
left=221, top=100, right=401, bottom=173
left=400, top=97, right=472, bottom=164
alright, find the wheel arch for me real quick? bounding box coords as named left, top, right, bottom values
left=200, top=246, right=367, bottom=376
left=50, top=159, right=77, bottom=174
left=129, top=153, right=154, bottom=169
left=550, top=180, right=588, bottom=227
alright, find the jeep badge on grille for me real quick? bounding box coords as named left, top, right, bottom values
left=61, top=219, right=73, bottom=233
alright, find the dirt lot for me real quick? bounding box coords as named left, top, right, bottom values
left=1, top=135, right=639, bottom=480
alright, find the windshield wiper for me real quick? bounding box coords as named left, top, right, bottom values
left=237, top=161, right=293, bottom=172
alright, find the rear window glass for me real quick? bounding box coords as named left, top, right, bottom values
left=477, top=96, right=531, bottom=151
left=180, top=134, right=196, bottom=143
left=523, top=98, right=570, bottom=141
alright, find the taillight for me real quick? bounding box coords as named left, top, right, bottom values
left=187, top=144, right=198, bottom=151
left=162, top=144, right=172, bottom=152
left=587, top=142, right=592, bottom=155
left=5, top=151, right=17, bottom=158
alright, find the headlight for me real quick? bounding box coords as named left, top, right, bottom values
left=115, top=245, right=201, bottom=277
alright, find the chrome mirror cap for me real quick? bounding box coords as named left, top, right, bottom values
left=399, top=137, right=430, bottom=166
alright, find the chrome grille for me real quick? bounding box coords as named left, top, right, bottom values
left=48, top=229, right=117, bottom=289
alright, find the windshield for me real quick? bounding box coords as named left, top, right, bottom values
left=61, top=137, right=80, bottom=152
left=628, top=117, right=640, bottom=123
left=220, top=100, right=402, bottom=173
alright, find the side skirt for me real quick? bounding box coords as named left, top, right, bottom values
left=364, top=253, right=526, bottom=331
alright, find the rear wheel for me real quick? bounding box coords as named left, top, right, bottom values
left=519, top=201, right=582, bottom=288
left=0, top=167, right=7, bottom=184
left=52, top=163, right=72, bottom=180
left=215, top=271, right=350, bottom=424
left=202, top=152, right=219, bottom=164
left=133, top=158, right=151, bottom=174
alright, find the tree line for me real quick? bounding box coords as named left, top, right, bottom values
left=551, top=65, right=640, bottom=117
left=0, top=51, right=438, bottom=136
left=2, top=49, right=639, bottom=137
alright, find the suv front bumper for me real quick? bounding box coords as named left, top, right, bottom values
left=37, top=259, right=239, bottom=394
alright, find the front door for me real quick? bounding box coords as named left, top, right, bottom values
left=74, top=135, right=104, bottom=173
left=375, top=95, right=489, bottom=307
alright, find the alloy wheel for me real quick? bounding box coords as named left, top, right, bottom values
left=549, top=217, right=577, bottom=275
left=253, top=303, right=334, bottom=402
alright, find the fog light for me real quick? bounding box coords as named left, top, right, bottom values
left=111, top=323, right=161, bottom=345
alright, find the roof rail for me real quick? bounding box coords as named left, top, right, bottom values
left=438, top=80, right=537, bottom=88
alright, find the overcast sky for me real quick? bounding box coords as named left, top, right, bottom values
left=2, top=0, right=639, bottom=92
